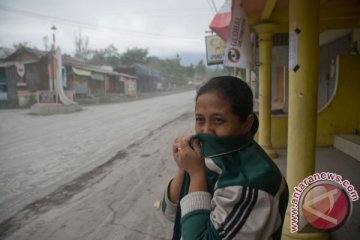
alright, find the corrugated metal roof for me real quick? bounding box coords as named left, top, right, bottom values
left=5, top=47, right=48, bottom=61
left=63, top=56, right=137, bottom=79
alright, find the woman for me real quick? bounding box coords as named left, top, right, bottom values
left=162, top=76, right=289, bottom=240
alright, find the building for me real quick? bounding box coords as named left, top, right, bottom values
left=0, top=48, right=138, bottom=105
left=62, top=55, right=137, bottom=97
left=235, top=1, right=360, bottom=239
left=115, top=64, right=161, bottom=93
left=0, top=47, right=50, bottom=104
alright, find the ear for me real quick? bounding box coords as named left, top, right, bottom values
left=242, top=114, right=255, bottom=134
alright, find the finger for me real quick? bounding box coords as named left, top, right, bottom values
left=177, top=145, right=182, bottom=152
left=192, top=139, right=202, bottom=155
left=181, top=135, right=192, bottom=142
left=175, top=136, right=186, bottom=143
left=174, top=137, right=187, bottom=152
left=172, top=143, right=178, bottom=153
left=178, top=136, right=192, bottom=150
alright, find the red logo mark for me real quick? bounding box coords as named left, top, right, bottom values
left=301, top=183, right=350, bottom=231
left=227, top=48, right=240, bottom=63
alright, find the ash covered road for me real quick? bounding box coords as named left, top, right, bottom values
left=0, top=91, right=195, bottom=239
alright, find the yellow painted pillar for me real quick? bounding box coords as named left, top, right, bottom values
left=254, top=22, right=278, bottom=159
left=282, top=1, right=328, bottom=239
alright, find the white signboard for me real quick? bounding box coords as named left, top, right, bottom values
left=15, top=62, right=25, bottom=78
left=289, top=28, right=301, bottom=72
left=205, top=35, right=226, bottom=65
left=223, top=0, right=252, bottom=69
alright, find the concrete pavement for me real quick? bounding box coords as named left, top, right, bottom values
left=274, top=147, right=360, bottom=240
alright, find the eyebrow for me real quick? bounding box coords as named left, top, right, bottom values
left=211, top=113, right=225, bottom=118
left=195, top=113, right=225, bottom=117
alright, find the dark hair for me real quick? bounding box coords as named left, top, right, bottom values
left=196, top=76, right=259, bottom=135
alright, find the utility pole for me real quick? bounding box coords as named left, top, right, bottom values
left=50, top=25, right=57, bottom=92
left=51, top=25, right=56, bottom=50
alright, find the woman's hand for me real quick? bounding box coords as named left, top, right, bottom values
left=173, top=136, right=204, bottom=175
left=173, top=136, right=207, bottom=193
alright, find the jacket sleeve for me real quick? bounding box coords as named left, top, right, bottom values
left=180, top=184, right=284, bottom=240
left=161, top=179, right=179, bottom=222
left=180, top=191, right=219, bottom=239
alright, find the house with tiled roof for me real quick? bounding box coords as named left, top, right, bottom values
left=0, top=47, right=138, bottom=106
left=0, top=47, right=50, bottom=104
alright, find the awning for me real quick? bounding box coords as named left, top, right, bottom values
left=91, top=72, right=105, bottom=81
left=209, top=0, right=231, bottom=41
left=72, top=67, right=91, bottom=76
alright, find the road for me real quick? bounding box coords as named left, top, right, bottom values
left=0, top=90, right=196, bottom=231
left=1, top=91, right=358, bottom=240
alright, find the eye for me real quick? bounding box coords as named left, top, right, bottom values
left=196, top=116, right=205, bottom=124
left=214, top=117, right=225, bottom=125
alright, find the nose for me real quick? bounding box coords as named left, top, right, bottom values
left=202, top=122, right=215, bottom=135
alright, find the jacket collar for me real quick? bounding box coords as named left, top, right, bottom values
left=192, top=132, right=253, bottom=158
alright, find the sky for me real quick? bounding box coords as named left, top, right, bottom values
left=0, top=0, right=223, bottom=65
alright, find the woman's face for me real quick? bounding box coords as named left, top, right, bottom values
left=195, top=92, right=250, bottom=136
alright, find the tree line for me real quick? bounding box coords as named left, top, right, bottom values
left=9, top=31, right=225, bottom=86
left=74, top=32, right=225, bottom=86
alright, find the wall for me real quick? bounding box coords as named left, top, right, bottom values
left=5, top=66, right=21, bottom=103
left=318, top=34, right=352, bottom=109
left=24, top=62, right=41, bottom=92
left=354, top=29, right=360, bottom=51
left=316, top=55, right=360, bottom=145
left=271, top=46, right=289, bottom=102
left=267, top=55, right=360, bottom=148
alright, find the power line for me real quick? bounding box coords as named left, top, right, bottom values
left=0, top=4, right=203, bottom=42
left=206, top=0, right=216, bottom=14
left=210, top=0, right=218, bottom=13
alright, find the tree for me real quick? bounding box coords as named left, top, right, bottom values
left=90, top=49, right=106, bottom=65
left=207, top=65, right=226, bottom=78
left=89, top=44, right=121, bottom=66
left=195, top=59, right=207, bottom=78
left=185, top=64, right=195, bottom=78
left=162, top=55, right=187, bottom=86
left=104, top=44, right=121, bottom=66
left=74, top=31, right=90, bottom=60
left=13, top=42, right=31, bottom=50
left=171, top=54, right=186, bottom=86
left=119, top=47, right=149, bottom=65
left=147, top=56, right=162, bottom=67
left=147, top=55, right=187, bottom=87
left=42, top=36, right=50, bottom=51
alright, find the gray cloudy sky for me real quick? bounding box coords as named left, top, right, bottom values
left=0, top=0, right=222, bottom=62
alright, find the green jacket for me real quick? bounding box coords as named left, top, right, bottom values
left=162, top=133, right=289, bottom=240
